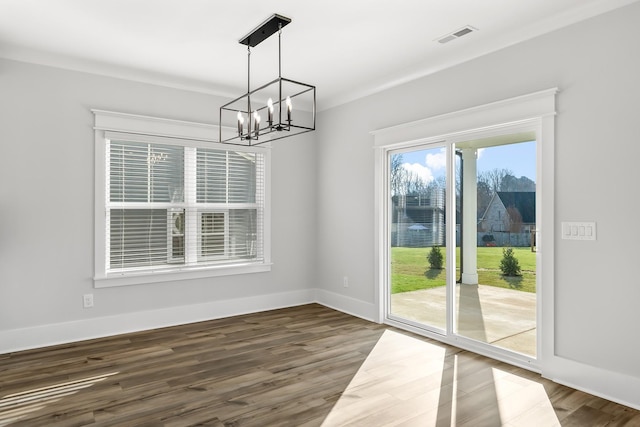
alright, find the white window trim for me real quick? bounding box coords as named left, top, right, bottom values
left=93, top=109, right=272, bottom=288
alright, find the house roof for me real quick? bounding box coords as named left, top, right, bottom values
left=496, top=192, right=536, bottom=223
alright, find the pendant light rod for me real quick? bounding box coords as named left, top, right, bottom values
left=278, top=23, right=282, bottom=79
left=278, top=23, right=283, bottom=127
left=246, top=45, right=252, bottom=138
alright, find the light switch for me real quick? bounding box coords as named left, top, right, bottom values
left=561, top=222, right=596, bottom=240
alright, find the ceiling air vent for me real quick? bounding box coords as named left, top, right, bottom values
left=437, top=25, right=478, bottom=44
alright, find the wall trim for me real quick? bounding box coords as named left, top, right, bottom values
left=381, top=315, right=640, bottom=411
left=93, top=109, right=218, bottom=142
left=1, top=290, right=638, bottom=410
left=312, top=291, right=640, bottom=410
left=0, top=289, right=376, bottom=355
left=313, top=288, right=378, bottom=322
left=0, top=289, right=315, bottom=355
left=543, top=356, right=640, bottom=411
left=370, top=88, right=558, bottom=148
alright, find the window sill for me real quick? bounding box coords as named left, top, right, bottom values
left=94, top=262, right=272, bottom=288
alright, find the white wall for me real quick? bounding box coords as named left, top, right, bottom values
left=316, top=2, right=640, bottom=407
left=0, top=59, right=317, bottom=349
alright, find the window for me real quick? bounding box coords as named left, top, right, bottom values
left=93, top=110, right=270, bottom=287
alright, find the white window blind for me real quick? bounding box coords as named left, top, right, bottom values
left=105, top=139, right=265, bottom=274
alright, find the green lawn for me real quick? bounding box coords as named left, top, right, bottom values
left=391, top=246, right=536, bottom=294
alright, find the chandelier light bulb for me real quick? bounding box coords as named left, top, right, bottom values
left=267, top=98, right=274, bottom=124
left=286, top=96, right=292, bottom=122
left=237, top=111, right=244, bottom=135
left=254, top=111, right=261, bottom=137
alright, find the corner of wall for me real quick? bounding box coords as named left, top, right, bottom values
left=313, top=288, right=377, bottom=322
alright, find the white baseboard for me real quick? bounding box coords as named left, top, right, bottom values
left=313, top=288, right=377, bottom=322
left=312, top=290, right=640, bottom=410
left=3, top=289, right=639, bottom=411
left=543, top=355, right=640, bottom=411
left=0, top=289, right=315, bottom=355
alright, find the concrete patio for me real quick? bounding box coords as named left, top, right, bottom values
left=390, top=284, right=536, bottom=356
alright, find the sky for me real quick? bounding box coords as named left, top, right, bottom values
left=397, top=141, right=536, bottom=184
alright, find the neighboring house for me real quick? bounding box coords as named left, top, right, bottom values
left=391, top=189, right=446, bottom=247
left=479, top=191, right=536, bottom=234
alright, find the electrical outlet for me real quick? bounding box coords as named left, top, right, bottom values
left=83, top=293, right=94, bottom=308
left=343, top=276, right=349, bottom=288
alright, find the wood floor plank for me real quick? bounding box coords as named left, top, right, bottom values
left=1, top=304, right=638, bottom=426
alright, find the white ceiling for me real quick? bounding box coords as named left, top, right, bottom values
left=1, top=0, right=638, bottom=110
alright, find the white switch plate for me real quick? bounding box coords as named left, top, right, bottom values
left=561, top=222, right=596, bottom=240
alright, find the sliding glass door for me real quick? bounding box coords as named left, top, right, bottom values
left=454, top=138, right=537, bottom=358
left=388, top=146, right=448, bottom=333
left=386, top=133, right=538, bottom=360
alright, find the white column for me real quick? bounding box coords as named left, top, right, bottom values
left=461, top=149, right=478, bottom=285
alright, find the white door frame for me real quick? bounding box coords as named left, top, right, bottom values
left=372, top=88, right=557, bottom=372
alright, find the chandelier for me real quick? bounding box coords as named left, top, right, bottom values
left=219, top=14, right=316, bottom=146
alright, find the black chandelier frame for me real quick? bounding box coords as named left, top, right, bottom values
left=219, top=14, right=316, bottom=146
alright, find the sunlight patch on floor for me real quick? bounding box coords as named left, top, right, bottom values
left=0, top=372, right=118, bottom=426
left=321, top=329, right=448, bottom=426
left=494, top=368, right=560, bottom=427
left=321, top=329, right=559, bottom=426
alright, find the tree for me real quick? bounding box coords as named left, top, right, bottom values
left=479, top=168, right=513, bottom=193
left=390, top=154, right=404, bottom=196
left=501, top=174, right=536, bottom=191
left=427, top=246, right=444, bottom=269
left=404, top=171, right=428, bottom=195
left=390, top=153, right=435, bottom=197
left=505, top=206, right=524, bottom=233
left=476, top=180, right=493, bottom=219
left=478, top=168, right=535, bottom=192
left=429, top=175, right=446, bottom=191
left=500, top=248, right=521, bottom=276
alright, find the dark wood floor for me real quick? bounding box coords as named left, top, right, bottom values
left=1, top=304, right=639, bottom=426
